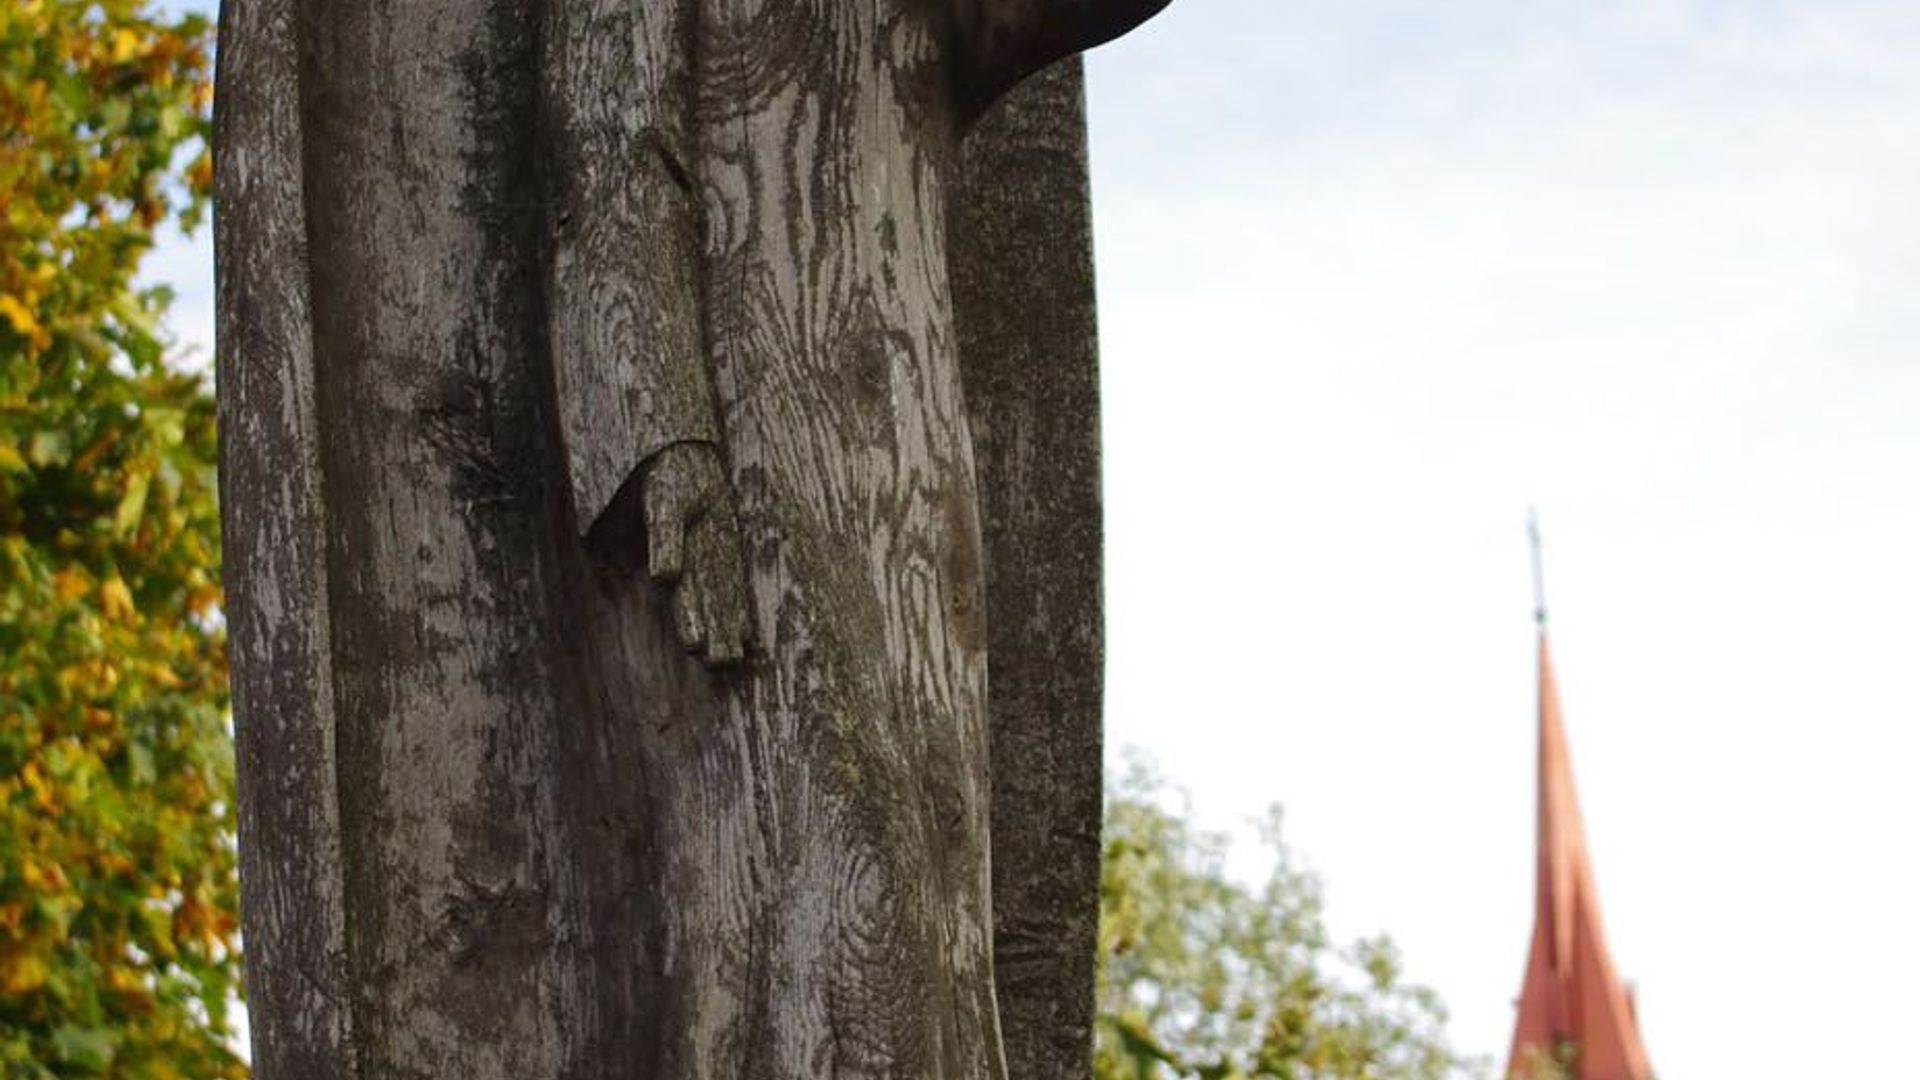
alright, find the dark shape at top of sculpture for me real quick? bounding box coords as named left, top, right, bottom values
left=957, top=0, right=1173, bottom=119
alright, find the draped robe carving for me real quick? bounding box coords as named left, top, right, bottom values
left=215, top=0, right=1165, bottom=1076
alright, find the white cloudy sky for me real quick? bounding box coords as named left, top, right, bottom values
left=151, top=1, right=1919, bottom=1077
left=1088, top=2, right=1920, bottom=1077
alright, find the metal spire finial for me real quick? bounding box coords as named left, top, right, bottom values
left=1528, top=506, right=1547, bottom=627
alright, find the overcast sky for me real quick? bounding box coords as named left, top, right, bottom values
left=151, top=1, right=1920, bottom=1077
left=1087, top=2, right=1920, bottom=1077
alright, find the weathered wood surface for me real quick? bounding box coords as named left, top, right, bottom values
left=216, top=2, right=1164, bottom=1078
left=954, top=59, right=1108, bottom=1080
left=212, top=0, right=353, bottom=1076
left=544, top=0, right=718, bottom=532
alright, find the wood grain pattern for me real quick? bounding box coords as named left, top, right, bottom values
left=545, top=0, right=721, bottom=531
left=213, top=0, right=354, bottom=1075
left=656, top=4, right=1000, bottom=1074
left=289, top=1, right=580, bottom=1074
left=217, top=1, right=1163, bottom=1077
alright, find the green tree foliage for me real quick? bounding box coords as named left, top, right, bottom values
left=1096, top=765, right=1482, bottom=1080
left=1507, top=1046, right=1573, bottom=1080
left=0, top=2, right=240, bottom=1076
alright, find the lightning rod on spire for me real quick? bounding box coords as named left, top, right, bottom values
left=1528, top=506, right=1547, bottom=627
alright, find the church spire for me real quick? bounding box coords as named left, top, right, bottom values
left=1507, top=522, right=1653, bottom=1080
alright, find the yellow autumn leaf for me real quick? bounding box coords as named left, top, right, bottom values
left=185, top=581, right=220, bottom=616
left=111, top=27, right=143, bottom=63
left=53, top=566, right=91, bottom=602
left=186, top=150, right=212, bottom=191
left=0, top=292, right=39, bottom=335
left=105, top=966, right=142, bottom=994
left=100, top=574, right=136, bottom=621
left=0, top=950, right=50, bottom=995
left=20, top=851, right=67, bottom=891
left=20, top=760, right=50, bottom=807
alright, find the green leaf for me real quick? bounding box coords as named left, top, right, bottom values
left=99, top=97, right=132, bottom=134
left=28, top=429, right=71, bottom=466
left=128, top=740, right=156, bottom=785
left=145, top=404, right=186, bottom=447
left=50, top=1026, right=120, bottom=1072
left=114, top=467, right=152, bottom=536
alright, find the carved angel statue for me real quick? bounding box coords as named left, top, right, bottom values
left=216, top=0, right=1169, bottom=1076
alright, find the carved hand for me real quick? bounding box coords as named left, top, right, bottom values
left=643, top=442, right=752, bottom=666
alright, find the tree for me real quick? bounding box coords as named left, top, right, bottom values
left=0, top=2, right=240, bottom=1078
left=1095, top=764, right=1482, bottom=1080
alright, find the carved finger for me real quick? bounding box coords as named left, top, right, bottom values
left=685, top=516, right=739, bottom=666
left=647, top=501, right=687, bottom=584
left=703, top=562, right=746, bottom=666
left=673, top=573, right=707, bottom=654
left=713, top=526, right=753, bottom=664
left=710, top=597, right=748, bottom=664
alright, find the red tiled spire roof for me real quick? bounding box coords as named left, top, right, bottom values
left=1506, top=632, right=1654, bottom=1080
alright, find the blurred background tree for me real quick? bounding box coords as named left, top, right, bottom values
left=0, top=1, right=240, bottom=1077
left=1508, top=1048, right=1573, bottom=1080
left=1096, top=764, right=1482, bottom=1080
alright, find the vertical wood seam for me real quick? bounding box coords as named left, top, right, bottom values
left=285, top=5, right=361, bottom=1073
